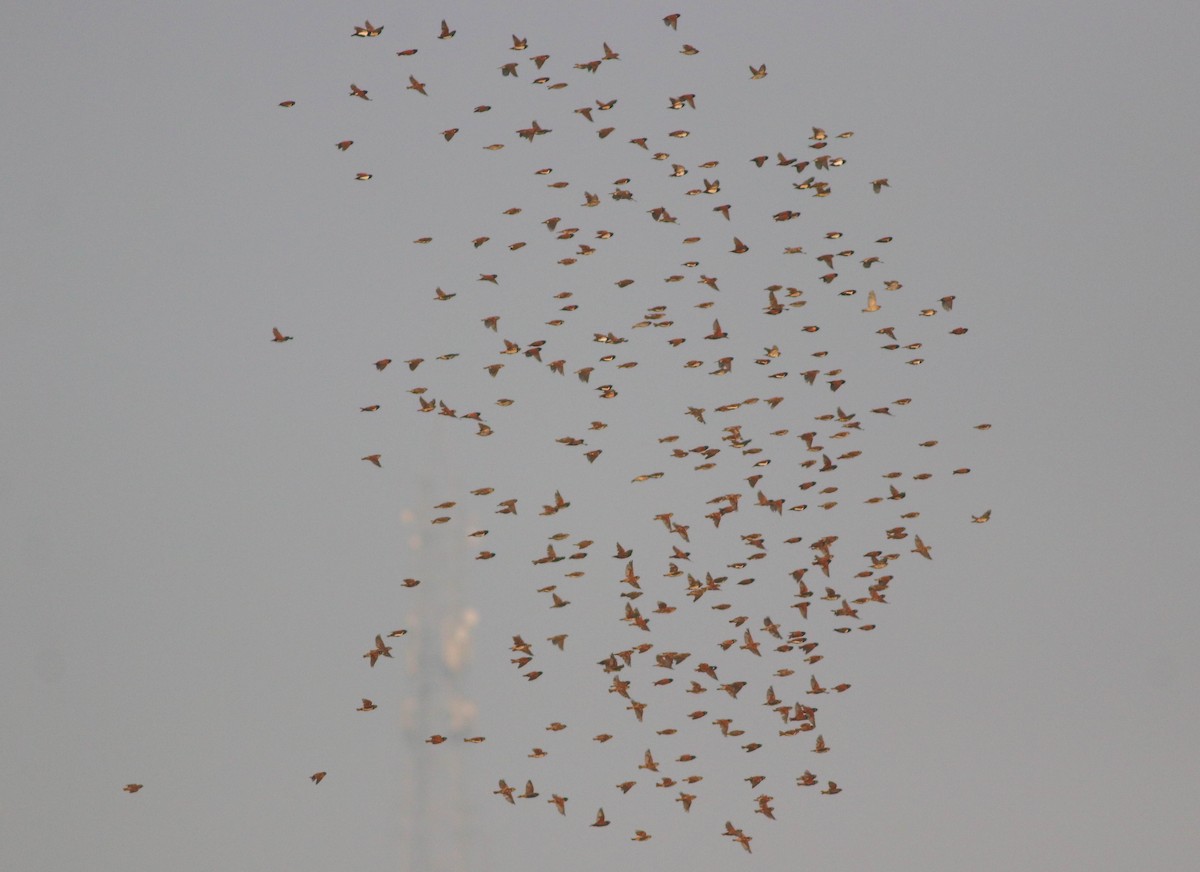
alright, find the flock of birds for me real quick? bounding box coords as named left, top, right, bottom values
left=132, top=13, right=992, bottom=858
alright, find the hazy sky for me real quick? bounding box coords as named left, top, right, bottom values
left=3, top=2, right=1199, bottom=870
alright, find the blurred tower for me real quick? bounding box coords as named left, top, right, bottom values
left=397, top=478, right=478, bottom=872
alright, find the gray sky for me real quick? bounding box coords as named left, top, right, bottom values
left=3, top=1, right=1199, bottom=870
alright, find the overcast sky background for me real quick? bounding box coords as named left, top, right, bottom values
left=3, top=1, right=1199, bottom=870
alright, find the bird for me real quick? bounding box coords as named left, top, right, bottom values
left=407, top=75, right=427, bottom=95
left=730, top=830, right=753, bottom=853
left=310, top=772, right=326, bottom=785
left=749, top=64, right=767, bottom=79
left=123, top=784, right=143, bottom=793
left=972, top=509, right=992, bottom=523
left=592, top=808, right=611, bottom=827
left=438, top=19, right=455, bottom=39
left=271, top=327, right=292, bottom=343
left=361, top=455, right=382, bottom=468
left=912, top=535, right=933, bottom=559
left=363, top=634, right=392, bottom=665
left=352, top=20, right=383, bottom=37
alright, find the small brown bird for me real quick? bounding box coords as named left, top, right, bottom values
left=871, top=178, right=890, bottom=193
left=592, top=807, right=611, bottom=827
left=349, top=83, right=369, bottom=100
left=123, top=783, right=143, bottom=793
left=363, top=634, right=392, bottom=665
left=357, top=698, right=377, bottom=712
left=495, top=780, right=516, bottom=803
left=311, top=772, right=326, bottom=785
left=335, top=140, right=353, bottom=151
left=972, top=510, right=992, bottom=524
left=912, top=535, right=933, bottom=559
left=663, top=13, right=681, bottom=29
left=749, top=64, right=767, bottom=79
left=271, top=327, right=292, bottom=343
left=352, top=20, right=383, bottom=37
left=407, top=75, right=427, bottom=95
left=438, top=19, right=455, bottom=39
left=361, top=455, right=382, bottom=467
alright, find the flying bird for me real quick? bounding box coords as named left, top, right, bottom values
left=352, top=21, right=383, bottom=37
